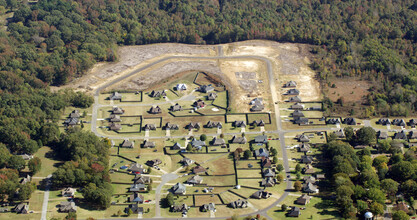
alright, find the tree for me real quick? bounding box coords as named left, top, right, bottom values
left=276, top=164, right=284, bottom=173
left=65, top=212, right=77, bottom=220
left=0, top=144, right=10, bottom=168
left=82, top=183, right=113, bottom=209
left=165, top=193, right=175, bottom=207
left=270, top=148, right=277, bottom=156
left=28, top=157, right=41, bottom=174
left=7, top=155, right=25, bottom=171
left=186, top=144, right=193, bottom=152
left=344, top=127, right=354, bottom=143
left=276, top=174, right=283, bottom=183
left=381, top=179, right=399, bottom=198
left=392, top=210, right=409, bottom=220
left=294, top=181, right=302, bottom=191
left=367, top=188, right=386, bottom=204
left=200, top=134, right=207, bottom=141
left=390, top=161, right=415, bottom=181
left=281, top=204, right=287, bottom=211
left=17, top=183, right=35, bottom=201
left=243, top=150, right=251, bottom=159
left=272, top=156, right=278, bottom=164
left=295, top=164, right=301, bottom=173
left=356, top=200, right=368, bottom=214
left=147, top=185, right=152, bottom=191
left=369, top=202, right=384, bottom=217
left=127, top=208, right=133, bottom=216
left=356, top=127, right=376, bottom=145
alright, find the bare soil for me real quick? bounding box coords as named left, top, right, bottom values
left=327, top=79, right=370, bottom=103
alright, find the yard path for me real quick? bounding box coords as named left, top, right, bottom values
left=40, top=174, right=52, bottom=220
left=154, top=173, right=179, bottom=218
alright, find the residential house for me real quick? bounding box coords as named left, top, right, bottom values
left=292, top=110, right=304, bottom=118
left=378, top=118, right=391, bottom=125
left=124, top=204, right=143, bottom=214
left=229, top=199, right=248, bottom=209
left=69, top=110, right=80, bottom=118
left=13, top=203, right=28, bottom=214
left=392, top=119, right=406, bottom=127
left=170, top=103, right=183, bottom=112
left=144, top=124, right=156, bottom=131
left=291, top=103, right=304, bottom=110
left=315, top=174, right=325, bottom=180
left=170, top=204, right=189, bottom=213
left=286, top=89, right=300, bottom=95
left=302, top=164, right=315, bottom=174
left=327, top=118, right=341, bottom=125
left=128, top=192, right=144, bottom=203
left=303, top=182, right=319, bottom=193
left=112, top=107, right=124, bottom=114
left=233, top=121, right=246, bottom=128
left=394, top=201, right=410, bottom=214
left=295, top=117, right=309, bottom=125
left=309, top=106, right=322, bottom=111
left=251, top=190, right=270, bottom=199
left=180, top=158, right=194, bottom=166
left=333, top=129, right=346, bottom=138
left=343, top=117, right=357, bottom=125
left=192, top=166, right=207, bottom=174
left=109, top=114, right=121, bottom=122
left=171, top=183, right=186, bottom=195
left=296, top=194, right=311, bottom=205
left=288, top=96, right=301, bottom=102
left=129, top=184, right=146, bottom=192
left=254, top=148, right=269, bottom=158
left=261, top=158, right=272, bottom=168
left=187, top=122, right=201, bottom=130
left=394, top=130, right=407, bottom=140
left=409, top=119, right=417, bottom=127
left=250, top=104, right=264, bottom=112
left=263, top=168, right=275, bottom=177
left=207, top=92, right=217, bottom=100
left=109, top=123, right=122, bottom=131
left=58, top=201, right=77, bottom=213
left=199, top=85, right=215, bottom=93
left=121, top=139, right=134, bottom=148
left=171, top=142, right=184, bottom=150
left=211, top=137, right=225, bottom=146
left=250, top=98, right=263, bottom=105
left=149, top=90, right=166, bottom=98
left=134, top=176, right=151, bottom=185
left=284, top=81, right=297, bottom=88
left=206, top=121, right=222, bottom=128
left=142, top=140, right=155, bottom=148
left=0, top=208, right=9, bottom=213
left=301, top=155, right=314, bottom=164
left=62, top=187, right=76, bottom=197
left=303, top=176, right=317, bottom=184
left=19, top=154, right=33, bottom=160
left=109, top=92, right=122, bottom=100
left=129, top=163, right=147, bottom=174
left=20, top=175, right=31, bottom=185
left=287, top=206, right=301, bottom=217
left=254, top=135, right=268, bottom=144
left=176, top=84, right=187, bottom=91
left=165, top=123, right=179, bottom=130
left=149, top=106, right=162, bottom=114
left=201, top=203, right=216, bottom=212
left=230, top=135, right=247, bottom=144
left=261, top=177, right=276, bottom=187
left=297, top=134, right=310, bottom=142
left=146, top=159, right=162, bottom=167
left=191, top=138, right=206, bottom=148
left=410, top=131, right=417, bottom=139
left=186, top=175, right=203, bottom=185
left=252, top=120, right=265, bottom=127
left=298, top=143, right=310, bottom=153
left=378, top=131, right=388, bottom=139
left=64, top=117, right=79, bottom=126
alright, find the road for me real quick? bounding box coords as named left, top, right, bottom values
left=154, top=173, right=179, bottom=218
left=40, top=174, right=52, bottom=220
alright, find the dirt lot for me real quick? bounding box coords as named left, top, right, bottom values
left=326, top=78, right=370, bottom=103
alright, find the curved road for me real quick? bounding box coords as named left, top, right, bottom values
left=91, top=45, right=298, bottom=219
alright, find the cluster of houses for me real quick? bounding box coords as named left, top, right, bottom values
left=122, top=165, right=154, bottom=215
left=378, top=118, right=417, bottom=127
left=64, top=110, right=81, bottom=127
left=109, top=106, right=125, bottom=131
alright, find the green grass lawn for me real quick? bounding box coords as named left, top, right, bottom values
left=33, top=146, right=63, bottom=178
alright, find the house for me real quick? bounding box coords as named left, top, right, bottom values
left=298, top=143, right=310, bottom=152
left=302, top=164, right=315, bottom=174
left=129, top=184, right=147, bottom=192
left=0, top=208, right=9, bottom=213
left=134, top=176, right=151, bottom=185
left=263, top=168, right=275, bottom=177
left=287, top=206, right=301, bottom=217
left=410, top=131, right=417, bottom=139
left=251, top=104, right=264, bottom=112
left=199, top=85, right=214, bottom=93
left=110, top=123, right=122, bottom=131
left=192, top=166, right=207, bottom=174
left=129, top=163, right=147, bottom=174
left=186, top=175, right=203, bottom=185
left=20, top=175, right=31, bottom=185
left=354, top=145, right=367, bottom=149
left=327, top=118, right=341, bottom=125
left=171, top=142, right=184, bottom=150
left=254, top=135, right=268, bottom=144
left=149, top=90, right=166, bottom=98
left=301, top=155, right=314, bottom=164
left=261, top=157, right=272, bottom=168
left=170, top=103, right=183, bottom=112
left=206, top=121, right=222, bottom=128
left=121, top=139, right=134, bottom=148
left=392, top=119, right=406, bottom=127
left=291, top=103, right=304, bottom=110
left=58, top=201, right=77, bottom=213
left=165, top=123, right=179, bottom=130
left=109, top=92, right=122, bottom=100
left=251, top=190, right=270, bottom=199
left=295, top=117, right=309, bottom=125
left=146, top=159, right=162, bottom=167
left=394, top=201, right=410, bottom=214
left=252, top=120, right=265, bottom=127
left=13, top=203, right=28, bottom=214
left=170, top=204, right=189, bottom=213
left=229, top=199, right=248, bottom=209
left=19, top=154, right=33, bottom=160
left=286, top=89, right=300, bottom=95
left=187, top=122, right=201, bottom=130
left=149, top=106, right=162, bottom=114
left=250, top=98, right=263, bottom=106
left=378, top=118, right=391, bottom=125
left=124, top=204, right=143, bottom=214
left=230, top=135, right=247, bottom=144
left=303, top=182, right=319, bottom=193
left=333, top=129, right=346, bottom=138
left=394, top=130, right=407, bottom=140
left=109, top=114, right=121, bottom=122
left=378, top=131, right=388, bottom=139
left=254, top=148, right=269, bottom=158
left=128, top=192, right=144, bottom=203
left=297, top=134, right=310, bottom=142
left=64, top=117, right=79, bottom=126
left=233, top=121, right=246, bottom=128
left=207, top=92, right=217, bottom=100
left=409, top=119, right=417, bottom=127
left=303, top=176, right=316, bottom=184
left=191, top=138, right=206, bottom=148
left=144, top=124, right=156, bottom=131
left=201, top=203, right=216, bottom=212
left=112, top=107, right=124, bottom=114
left=309, top=106, right=321, bottom=110
left=69, top=110, right=81, bottom=118
left=211, top=137, right=225, bottom=146
left=171, top=183, right=186, bottom=195
left=180, top=158, right=194, bottom=166
left=292, top=110, right=304, bottom=118
left=176, top=84, right=187, bottom=91
left=296, top=194, right=311, bottom=205
left=261, top=177, right=276, bottom=187
left=285, top=81, right=297, bottom=88
left=343, top=117, right=357, bottom=125
left=62, top=187, right=76, bottom=197
left=142, top=140, right=155, bottom=148
left=288, top=96, right=302, bottom=102
left=315, top=174, right=325, bottom=180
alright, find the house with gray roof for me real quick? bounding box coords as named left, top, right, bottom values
left=252, top=120, right=265, bottom=127
left=206, top=121, right=222, bottom=128
left=64, top=117, right=79, bottom=126
left=327, top=118, right=341, bottom=125
left=410, top=131, right=417, bottom=139
left=298, top=143, right=310, bottom=152
left=109, top=92, right=122, bottom=100
left=192, top=166, right=207, bottom=174
left=250, top=98, right=263, bottom=106
left=125, top=204, right=143, bottom=214
left=180, top=158, right=194, bottom=166
left=261, top=177, right=276, bottom=187
left=187, top=122, right=201, bottom=130
left=170, top=103, right=183, bottom=112
left=207, top=92, right=217, bottom=100
left=343, top=117, right=357, bottom=125
left=134, top=176, right=151, bottom=185
left=211, top=137, right=225, bottom=146
left=149, top=90, right=166, bottom=98
left=110, top=123, right=122, bottom=131
left=298, top=134, right=310, bottom=142
left=149, top=106, right=162, bottom=114
left=288, top=96, right=302, bottom=102
left=175, top=84, right=187, bottom=91
left=69, top=110, right=80, bottom=118
left=201, top=203, right=216, bottom=212
left=186, top=175, right=203, bottom=185
left=295, top=117, right=309, bottom=125
left=112, top=107, right=124, bottom=114
left=251, top=190, right=270, bottom=199
left=287, top=206, right=301, bottom=217
left=254, top=135, right=267, bottom=144
left=199, top=85, right=214, bottom=93
left=171, top=204, right=189, bottom=213
left=291, top=103, right=304, bottom=110
left=146, top=159, right=162, bottom=167
left=394, top=130, right=407, bottom=140
left=165, top=123, right=179, bottom=130
left=129, top=184, right=146, bottom=192
left=251, top=104, right=264, bottom=112
left=409, top=119, right=417, bottom=127
left=142, top=140, right=155, bottom=148
left=171, top=183, right=186, bottom=195
left=378, top=131, right=388, bottom=139
left=230, top=135, right=247, bottom=144
left=191, top=138, right=206, bottom=148
left=109, top=114, right=121, bottom=122
left=128, top=192, right=144, bottom=203
left=62, top=187, right=76, bottom=197
left=233, top=121, right=246, bottom=128
left=301, top=155, right=314, bottom=164
left=229, top=199, right=248, bottom=209
left=58, top=201, right=77, bottom=213
left=263, top=168, right=275, bottom=177
left=254, top=148, right=269, bottom=158
left=392, top=119, right=406, bottom=126
left=286, top=89, right=300, bottom=95
left=121, top=139, right=134, bottom=148
left=303, top=182, right=319, bottom=193
left=292, top=110, right=304, bottom=118
left=13, top=203, right=28, bottom=214
left=144, top=124, right=156, bottom=131
left=171, top=142, right=185, bottom=150
left=128, top=163, right=147, bottom=174
left=334, top=129, right=345, bottom=138
left=284, top=81, right=297, bottom=88
left=378, top=118, right=391, bottom=125
left=296, top=194, right=311, bottom=205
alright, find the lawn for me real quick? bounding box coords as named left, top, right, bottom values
left=247, top=113, right=271, bottom=124
left=212, top=91, right=228, bottom=109
left=194, top=195, right=222, bottom=206
left=203, top=154, right=235, bottom=175
left=33, top=146, right=63, bottom=178
left=219, top=191, right=242, bottom=203
left=236, top=169, right=262, bottom=178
